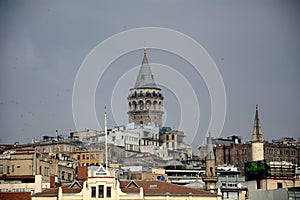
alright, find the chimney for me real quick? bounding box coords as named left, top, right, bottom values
left=76, top=166, right=88, bottom=180
left=50, top=175, right=55, bottom=188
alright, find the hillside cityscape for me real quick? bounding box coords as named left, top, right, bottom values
left=0, top=46, right=299, bottom=200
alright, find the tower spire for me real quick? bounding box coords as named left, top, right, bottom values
left=252, top=104, right=263, bottom=142
left=134, top=43, right=157, bottom=88
left=128, top=44, right=164, bottom=128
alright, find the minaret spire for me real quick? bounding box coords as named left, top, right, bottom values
left=252, top=104, right=263, bottom=142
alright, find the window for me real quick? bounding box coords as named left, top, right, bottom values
left=256, top=179, right=262, bottom=189
left=44, top=167, right=48, bottom=176
left=7, top=166, right=10, bottom=174
left=91, top=186, right=96, bottom=198
left=62, top=171, right=65, bottom=180
left=107, top=186, right=111, bottom=198
left=11, top=165, right=14, bottom=172
left=98, top=185, right=104, bottom=198
left=0, top=165, right=3, bottom=174
left=68, top=173, right=72, bottom=181
left=277, top=182, right=283, bottom=188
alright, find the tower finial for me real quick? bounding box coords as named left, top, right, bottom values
left=144, top=41, right=147, bottom=55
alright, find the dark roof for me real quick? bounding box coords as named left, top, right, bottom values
left=119, top=180, right=215, bottom=196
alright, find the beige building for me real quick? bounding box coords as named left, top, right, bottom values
left=33, top=166, right=218, bottom=200
left=71, top=129, right=102, bottom=141
left=159, top=127, right=193, bottom=159
left=72, top=150, right=103, bottom=167
left=0, top=149, right=75, bottom=184
left=0, top=175, right=44, bottom=194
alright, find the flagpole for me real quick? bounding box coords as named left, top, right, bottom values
left=104, top=105, right=108, bottom=170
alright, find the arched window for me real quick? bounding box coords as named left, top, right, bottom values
left=139, top=101, right=144, bottom=110
left=132, top=101, right=137, bottom=110
left=158, top=101, right=162, bottom=110
left=146, top=100, right=151, bottom=110
left=153, top=101, right=158, bottom=110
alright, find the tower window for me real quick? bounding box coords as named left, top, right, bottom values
left=139, top=101, right=144, bottom=110
left=153, top=101, right=157, bottom=110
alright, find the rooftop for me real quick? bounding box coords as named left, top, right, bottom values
left=119, top=180, right=214, bottom=196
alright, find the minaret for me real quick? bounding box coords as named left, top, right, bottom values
left=251, top=104, right=264, bottom=161
left=203, top=132, right=218, bottom=192
left=127, top=43, right=164, bottom=127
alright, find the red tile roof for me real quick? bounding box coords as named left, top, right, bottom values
left=34, top=181, right=84, bottom=197
left=120, top=180, right=215, bottom=196
left=0, top=192, right=31, bottom=200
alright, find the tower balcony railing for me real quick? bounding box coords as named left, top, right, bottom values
left=127, top=93, right=163, bottom=99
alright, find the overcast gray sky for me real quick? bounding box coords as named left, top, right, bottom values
left=0, top=1, right=299, bottom=152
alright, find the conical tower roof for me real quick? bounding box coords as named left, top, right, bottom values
left=134, top=45, right=157, bottom=88
left=252, top=104, right=263, bottom=142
